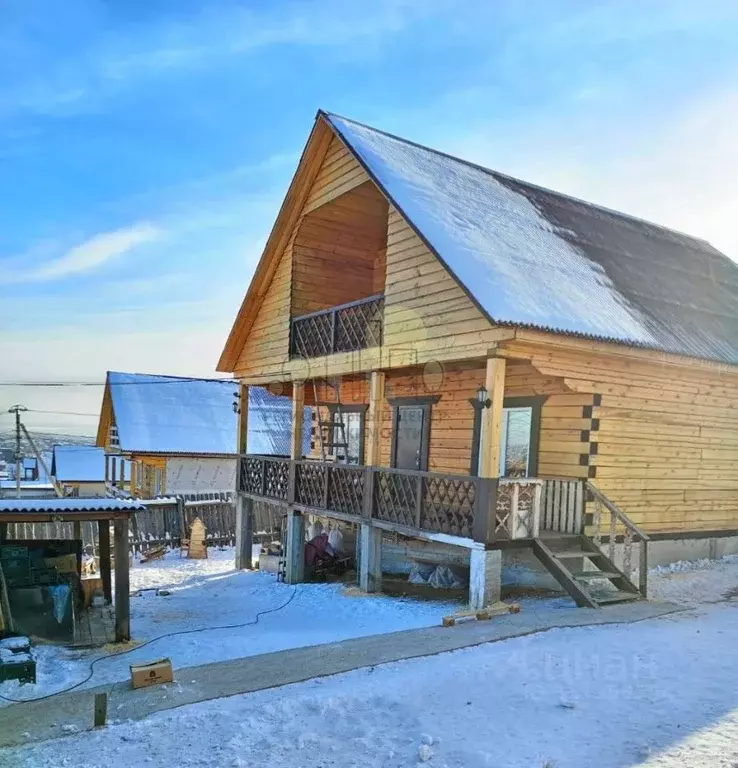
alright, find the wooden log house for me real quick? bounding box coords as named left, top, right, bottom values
left=220, top=111, right=738, bottom=609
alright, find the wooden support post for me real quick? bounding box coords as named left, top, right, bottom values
left=113, top=518, right=130, bottom=642
left=98, top=519, right=112, bottom=604
left=119, top=458, right=125, bottom=488
left=358, top=523, right=382, bottom=593
left=290, top=382, right=305, bottom=460
left=235, top=495, right=254, bottom=570
left=479, top=356, right=506, bottom=479
left=0, top=523, right=6, bottom=544
left=94, top=692, right=108, bottom=728
left=237, top=383, right=249, bottom=454
left=285, top=510, right=305, bottom=584
left=365, top=371, right=385, bottom=467
left=469, top=549, right=502, bottom=610
left=73, top=520, right=82, bottom=577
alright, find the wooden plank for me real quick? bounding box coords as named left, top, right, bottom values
left=291, top=382, right=305, bottom=460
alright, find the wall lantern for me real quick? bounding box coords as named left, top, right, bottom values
left=476, top=386, right=492, bottom=409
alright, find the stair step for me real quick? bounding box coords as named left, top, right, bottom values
left=553, top=550, right=608, bottom=560
left=591, top=591, right=642, bottom=605
left=571, top=570, right=621, bottom=580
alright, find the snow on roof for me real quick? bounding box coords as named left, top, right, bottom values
left=52, top=445, right=106, bottom=482
left=108, top=373, right=304, bottom=456
left=326, top=113, right=738, bottom=365
left=0, top=498, right=144, bottom=514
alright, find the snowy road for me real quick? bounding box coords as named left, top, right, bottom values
left=3, top=554, right=738, bottom=767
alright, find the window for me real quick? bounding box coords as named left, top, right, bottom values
left=109, top=424, right=120, bottom=449
left=470, top=395, right=544, bottom=477
left=330, top=406, right=367, bottom=465
left=499, top=407, right=533, bottom=477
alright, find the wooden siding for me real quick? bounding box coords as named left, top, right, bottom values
left=505, top=340, right=738, bottom=534
left=382, top=207, right=501, bottom=361
left=306, top=362, right=585, bottom=476
left=234, top=232, right=294, bottom=378
left=291, top=181, right=388, bottom=317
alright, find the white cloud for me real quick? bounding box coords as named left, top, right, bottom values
left=7, top=222, right=163, bottom=283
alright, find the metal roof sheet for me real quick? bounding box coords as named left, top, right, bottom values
left=0, top=498, right=144, bottom=513
left=108, top=373, right=307, bottom=456
left=51, top=445, right=107, bottom=482
left=326, top=113, right=738, bottom=365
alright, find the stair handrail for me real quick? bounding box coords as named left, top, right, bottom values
left=585, top=481, right=649, bottom=597
left=585, top=482, right=650, bottom=542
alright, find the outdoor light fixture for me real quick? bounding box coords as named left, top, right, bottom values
left=476, top=386, right=492, bottom=409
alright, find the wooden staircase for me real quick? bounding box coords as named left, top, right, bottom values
left=532, top=534, right=643, bottom=608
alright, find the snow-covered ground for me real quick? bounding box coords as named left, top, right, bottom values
left=0, top=548, right=463, bottom=703
left=4, top=554, right=738, bottom=768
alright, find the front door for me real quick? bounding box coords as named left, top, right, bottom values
left=393, top=405, right=427, bottom=471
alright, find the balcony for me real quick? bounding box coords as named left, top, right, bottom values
left=289, top=294, right=384, bottom=359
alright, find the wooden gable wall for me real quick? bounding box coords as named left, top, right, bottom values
left=233, top=135, right=372, bottom=379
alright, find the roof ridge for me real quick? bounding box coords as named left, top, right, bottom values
left=107, top=370, right=233, bottom=384
left=321, top=110, right=718, bottom=253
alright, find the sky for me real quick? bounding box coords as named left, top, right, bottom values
left=1, top=0, right=738, bottom=437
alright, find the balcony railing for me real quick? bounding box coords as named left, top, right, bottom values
left=238, top=455, right=543, bottom=544
left=289, top=294, right=384, bottom=359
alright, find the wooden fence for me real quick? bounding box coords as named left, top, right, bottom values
left=3, top=492, right=285, bottom=554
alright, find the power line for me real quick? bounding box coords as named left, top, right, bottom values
left=23, top=408, right=99, bottom=418
left=0, top=376, right=238, bottom=387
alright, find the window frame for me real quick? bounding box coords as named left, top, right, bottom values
left=326, top=404, right=368, bottom=465
left=469, top=395, right=546, bottom=477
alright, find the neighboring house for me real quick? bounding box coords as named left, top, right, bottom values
left=0, top=481, right=57, bottom=499
left=22, top=457, right=38, bottom=481
left=51, top=445, right=107, bottom=497
left=219, top=111, right=738, bottom=607
left=96, top=372, right=306, bottom=497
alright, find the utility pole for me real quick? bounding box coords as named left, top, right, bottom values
left=8, top=405, right=28, bottom=499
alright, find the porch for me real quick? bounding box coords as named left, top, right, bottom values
left=237, top=456, right=649, bottom=609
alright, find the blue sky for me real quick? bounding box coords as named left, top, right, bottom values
left=1, top=0, right=738, bottom=435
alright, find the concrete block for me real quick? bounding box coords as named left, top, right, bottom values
left=469, top=549, right=502, bottom=610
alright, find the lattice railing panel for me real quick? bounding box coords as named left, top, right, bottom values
left=239, top=457, right=264, bottom=495
left=263, top=459, right=289, bottom=501
left=373, top=470, right=417, bottom=528
left=328, top=465, right=365, bottom=516
left=291, top=311, right=333, bottom=358
left=335, top=297, right=384, bottom=353
left=290, top=295, right=384, bottom=359
left=422, top=477, right=476, bottom=538
left=295, top=462, right=326, bottom=508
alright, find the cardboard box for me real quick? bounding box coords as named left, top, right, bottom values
left=130, top=658, right=174, bottom=689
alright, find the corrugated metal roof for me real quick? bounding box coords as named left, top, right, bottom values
left=108, top=372, right=308, bottom=456
left=0, top=498, right=144, bottom=513
left=326, top=113, right=738, bottom=365
left=52, top=445, right=107, bottom=482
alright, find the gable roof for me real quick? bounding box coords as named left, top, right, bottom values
left=103, top=372, right=303, bottom=456
left=325, top=113, right=738, bottom=365
left=52, top=445, right=107, bottom=482
left=219, top=110, right=738, bottom=368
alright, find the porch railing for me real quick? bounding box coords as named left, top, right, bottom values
left=289, top=294, right=384, bottom=359
left=239, top=455, right=544, bottom=544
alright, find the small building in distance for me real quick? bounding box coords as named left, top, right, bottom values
left=96, top=372, right=305, bottom=498
left=51, top=445, right=108, bottom=497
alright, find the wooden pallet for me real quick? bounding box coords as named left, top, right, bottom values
left=442, top=602, right=520, bottom=627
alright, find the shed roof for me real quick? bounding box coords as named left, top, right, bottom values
left=321, top=112, right=738, bottom=365
left=51, top=445, right=106, bottom=482
left=0, top=497, right=142, bottom=522
left=105, top=372, right=304, bottom=456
